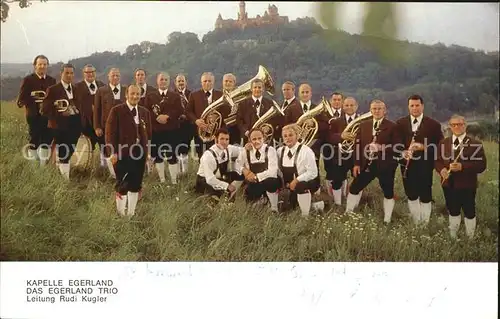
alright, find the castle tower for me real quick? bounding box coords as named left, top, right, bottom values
left=239, top=1, right=246, bottom=21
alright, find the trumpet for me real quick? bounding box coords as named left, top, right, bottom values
left=31, top=91, right=47, bottom=103
left=441, top=137, right=469, bottom=185
left=251, top=99, right=284, bottom=144
left=54, top=99, right=79, bottom=115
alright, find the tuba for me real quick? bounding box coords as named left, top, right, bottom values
left=198, top=65, right=275, bottom=142
left=296, top=96, right=333, bottom=147
left=251, top=100, right=284, bottom=144
left=339, top=111, right=373, bottom=154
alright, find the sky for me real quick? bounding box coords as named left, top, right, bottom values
left=1, top=1, right=499, bottom=64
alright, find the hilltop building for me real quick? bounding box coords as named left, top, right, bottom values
left=215, top=1, right=289, bottom=30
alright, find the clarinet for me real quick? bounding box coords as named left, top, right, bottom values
left=402, top=125, right=420, bottom=179
left=441, top=137, right=469, bottom=185
left=365, top=128, right=380, bottom=172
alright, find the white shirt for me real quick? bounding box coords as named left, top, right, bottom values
left=411, top=114, right=423, bottom=132
left=197, top=144, right=243, bottom=191
left=85, top=80, right=98, bottom=95
left=61, top=81, right=73, bottom=100
left=345, top=113, right=356, bottom=123
left=372, top=118, right=383, bottom=136
left=452, top=133, right=466, bottom=149
left=158, top=89, right=168, bottom=96
left=36, top=73, right=46, bottom=80
left=127, top=101, right=140, bottom=124
left=204, top=89, right=214, bottom=104
left=110, top=84, right=121, bottom=100
left=283, top=97, right=295, bottom=108
left=276, top=143, right=317, bottom=182
left=300, top=100, right=312, bottom=113
left=331, top=107, right=341, bottom=118
left=236, top=143, right=278, bottom=182
left=140, top=83, right=147, bottom=97
left=252, top=96, right=263, bottom=117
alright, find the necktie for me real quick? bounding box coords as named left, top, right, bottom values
left=454, top=138, right=460, bottom=147
left=254, top=99, right=260, bottom=107
left=161, top=92, right=166, bottom=97
left=131, top=108, right=137, bottom=117
left=141, top=87, right=145, bottom=96
left=113, top=87, right=119, bottom=95
left=283, top=101, right=289, bottom=108
left=205, top=91, right=211, bottom=98
left=255, top=150, right=261, bottom=160
left=334, top=110, right=340, bottom=117
left=66, top=85, right=72, bottom=94
left=221, top=152, right=226, bottom=160
left=374, top=121, right=379, bottom=130
left=89, top=83, right=96, bottom=90
left=347, top=117, right=353, bottom=124
left=303, top=104, right=307, bottom=113
left=413, top=118, right=418, bottom=124
left=287, top=150, right=293, bottom=159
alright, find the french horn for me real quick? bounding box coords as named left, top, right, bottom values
left=296, top=96, right=333, bottom=147
left=339, top=111, right=373, bottom=154
left=251, top=100, right=284, bottom=144
left=198, top=65, right=275, bottom=142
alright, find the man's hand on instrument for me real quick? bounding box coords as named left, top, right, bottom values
left=449, top=162, right=462, bottom=172
left=244, top=142, right=252, bottom=151
left=409, top=142, right=424, bottom=152
left=353, top=165, right=361, bottom=177
left=95, top=128, right=103, bottom=137
left=245, top=130, right=250, bottom=137
left=341, top=131, right=355, bottom=141
left=440, top=168, right=449, bottom=180
left=289, top=178, right=299, bottom=191
left=402, top=150, right=412, bottom=160
left=195, top=119, right=207, bottom=129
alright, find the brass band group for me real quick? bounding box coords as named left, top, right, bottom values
left=17, top=55, right=487, bottom=240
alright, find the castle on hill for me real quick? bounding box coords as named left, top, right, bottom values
left=215, top=1, right=289, bottom=30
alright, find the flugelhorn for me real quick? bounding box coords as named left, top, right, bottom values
left=54, top=99, right=79, bottom=115
left=296, top=96, right=333, bottom=147
left=198, top=65, right=275, bottom=142
left=31, top=91, right=47, bottom=103
left=339, top=112, right=373, bottom=154
left=251, top=100, right=284, bottom=144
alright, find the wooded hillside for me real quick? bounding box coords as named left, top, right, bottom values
left=2, top=18, right=498, bottom=121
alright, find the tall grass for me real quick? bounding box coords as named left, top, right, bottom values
left=1, top=102, right=498, bottom=261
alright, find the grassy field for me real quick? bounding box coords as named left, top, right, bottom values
left=1, top=101, right=498, bottom=261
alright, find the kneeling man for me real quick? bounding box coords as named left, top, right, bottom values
left=277, top=124, right=324, bottom=216
left=237, top=128, right=280, bottom=212
left=195, top=128, right=244, bottom=198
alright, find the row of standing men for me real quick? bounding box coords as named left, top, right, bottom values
left=17, top=55, right=487, bottom=239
